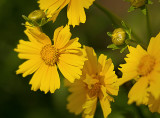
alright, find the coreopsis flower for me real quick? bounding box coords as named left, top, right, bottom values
left=38, top=0, right=95, bottom=27
left=118, top=33, right=160, bottom=106
left=66, top=46, right=119, bottom=118
left=14, top=25, right=86, bottom=93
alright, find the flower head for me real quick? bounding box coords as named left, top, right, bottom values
left=66, top=46, right=119, bottom=118
left=38, top=0, right=95, bottom=27
left=14, top=25, right=86, bottom=93
left=118, top=33, right=160, bottom=106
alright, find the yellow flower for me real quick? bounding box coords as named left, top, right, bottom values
left=118, top=33, right=160, bottom=105
left=66, top=46, right=119, bottom=118
left=38, top=0, right=95, bottom=27
left=14, top=25, right=85, bottom=93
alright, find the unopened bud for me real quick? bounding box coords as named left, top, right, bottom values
left=28, top=10, right=46, bottom=22
left=130, top=0, right=146, bottom=8
left=112, top=28, right=126, bottom=45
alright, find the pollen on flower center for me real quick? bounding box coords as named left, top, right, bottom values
left=137, top=55, right=155, bottom=76
left=40, top=44, right=58, bottom=66
left=88, top=83, right=100, bottom=98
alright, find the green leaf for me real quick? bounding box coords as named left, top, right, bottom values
left=128, top=6, right=135, bottom=12
left=107, top=32, right=112, bottom=37
left=121, top=21, right=132, bottom=40
left=107, top=44, right=121, bottom=50
left=148, top=0, right=153, bottom=4
left=120, top=46, right=128, bottom=53
left=141, top=7, right=147, bottom=15
left=22, top=15, right=30, bottom=21
left=121, top=21, right=127, bottom=29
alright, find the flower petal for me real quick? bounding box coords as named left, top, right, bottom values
left=149, top=70, right=160, bottom=99
left=98, top=54, right=112, bottom=75
left=67, top=0, right=95, bottom=26
left=100, top=94, right=111, bottom=118
left=16, top=58, right=43, bottom=77
left=128, top=76, right=149, bottom=105
left=147, top=33, right=160, bottom=60
left=38, top=0, right=69, bottom=18
left=57, top=60, right=82, bottom=83
left=118, top=45, right=147, bottom=85
left=59, top=53, right=85, bottom=67
left=83, top=97, right=97, bottom=118
left=25, top=27, right=51, bottom=45
left=14, top=40, right=42, bottom=57
left=29, top=63, right=47, bottom=91
left=84, top=46, right=97, bottom=75
left=54, top=25, right=71, bottom=49
left=40, top=65, right=60, bottom=93
left=67, top=80, right=87, bottom=115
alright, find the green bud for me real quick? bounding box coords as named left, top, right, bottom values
left=28, top=10, right=46, bottom=22
left=112, top=28, right=126, bottom=46
left=130, top=0, right=146, bottom=8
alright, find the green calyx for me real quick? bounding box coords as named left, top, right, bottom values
left=22, top=10, right=50, bottom=27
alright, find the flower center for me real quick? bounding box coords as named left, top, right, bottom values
left=40, top=44, right=58, bottom=66
left=137, top=55, right=155, bottom=76
left=88, top=83, right=100, bottom=98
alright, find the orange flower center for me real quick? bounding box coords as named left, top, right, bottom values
left=137, top=55, right=155, bottom=76
left=40, top=44, right=58, bottom=66
left=88, top=83, right=100, bottom=98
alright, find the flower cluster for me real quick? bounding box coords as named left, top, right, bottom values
left=14, top=0, right=160, bottom=117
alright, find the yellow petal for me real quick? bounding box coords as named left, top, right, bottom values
left=83, top=97, right=97, bottom=117
left=62, top=37, right=81, bottom=50
left=25, top=27, right=51, bottom=45
left=29, top=63, right=47, bottom=91
left=14, top=40, right=41, bottom=56
left=147, top=33, right=160, bottom=60
left=67, top=0, right=95, bottom=26
left=40, top=65, right=60, bottom=93
left=67, top=80, right=87, bottom=115
left=16, top=58, right=43, bottom=77
left=54, top=25, right=71, bottom=49
left=128, top=76, right=149, bottom=105
left=57, top=60, right=82, bottom=83
left=38, top=0, right=69, bottom=18
left=149, top=70, right=160, bottom=99
left=118, top=45, right=147, bottom=86
left=59, top=53, right=85, bottom=67
left=98, top=54, right=112, bottom=75
left=84, top=46, right=97, bottom=74
left=99, top=92, right=111, bottom=118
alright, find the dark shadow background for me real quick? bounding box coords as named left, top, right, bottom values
left=0, top=0, right=160, bottom=118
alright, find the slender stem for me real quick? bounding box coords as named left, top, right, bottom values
left=146, top=6, right=151, bottom=44
left=134, top=104, right=145, bottom=118
left=93, top=1, right=147, bottom=49
left=93, top=1, right=121, bottom=27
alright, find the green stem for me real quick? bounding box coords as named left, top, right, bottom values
left=94, top=1, right=147, bottom=49
left=134, top=104, right=145, bottom=118
left=146, top=6, right=151, bottom=44
left=93, top=1, right=121, bottom=27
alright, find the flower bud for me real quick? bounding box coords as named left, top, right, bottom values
left=112, top=28, right=126, bottom=45
left=130, top=0, right=146, bottom=8
left=28, top=10, right=46, bottom=22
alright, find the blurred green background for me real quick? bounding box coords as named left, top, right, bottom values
left=0, top=0, right=160, bottom=118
